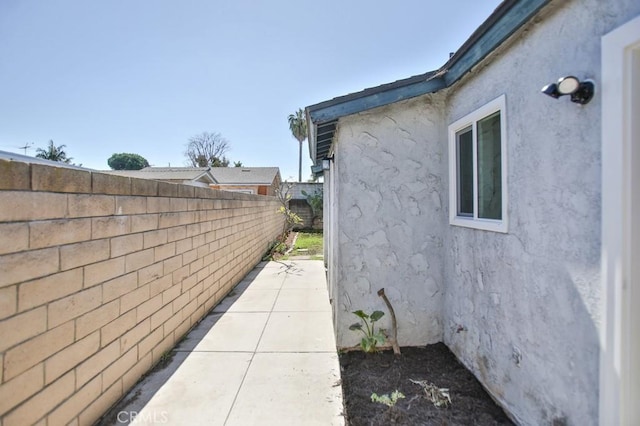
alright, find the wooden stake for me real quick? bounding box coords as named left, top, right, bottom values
left=377, top=288, right=401, bottom=356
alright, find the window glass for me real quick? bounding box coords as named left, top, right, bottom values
left=456, top=127, right=474, bottom=216
left=477, top=112, right=501, bottom=220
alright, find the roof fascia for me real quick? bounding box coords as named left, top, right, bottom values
left=308, top=76, right=444, bottom=124
left=305, top=0, right=552, bottom=174
left=444, top=0, right=549, bottom=86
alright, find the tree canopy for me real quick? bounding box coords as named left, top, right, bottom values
left=185, top=132, right=230, bottom=167
left=288, top=109, right=307, bottom=182
left=107, top=153, right=150, bottom=170
left=35, top=140, right=73, bottom=163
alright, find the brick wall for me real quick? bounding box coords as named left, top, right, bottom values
left=0, top=160, right=284, bottom=426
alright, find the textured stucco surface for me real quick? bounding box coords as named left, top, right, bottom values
left=330, top=95, right=447, bottom=348
left=443, top=1, right=640, bottom=425
left=323, top=0, right=640, bottom=425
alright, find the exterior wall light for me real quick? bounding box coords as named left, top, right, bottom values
left=322, top=159, right=331, bottom=170
left=541, top=76, right=595, bottom=105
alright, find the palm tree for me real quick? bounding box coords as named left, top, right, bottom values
left=288, top=108, right=307, bottom=182
left=35, top=140, right=73, bottom=163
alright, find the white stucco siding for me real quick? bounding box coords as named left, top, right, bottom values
left=331, top=95, right=447, bottom=348
left=320, top=0, right=640, bottom=424
left=442, top=1, right=640, bottom=425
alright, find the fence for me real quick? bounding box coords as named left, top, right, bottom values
left=0, top=159, right=284, bottom=425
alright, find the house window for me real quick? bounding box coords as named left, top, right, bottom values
left=448, top=95, right=507, bottom=232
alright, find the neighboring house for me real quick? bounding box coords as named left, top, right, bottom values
left=306, top=1, right=639, bottom=425
left=104, top=167, right=216, bottom=187
left=209, top=167, right=281, bottom=196
left=288, top=182, right=323, bottom=230
left=0, top=150, right=86, bottom=170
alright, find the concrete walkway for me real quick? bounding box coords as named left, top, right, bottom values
left=106, top=260, right=344, bottom=426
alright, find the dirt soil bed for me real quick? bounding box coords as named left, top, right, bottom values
left=340, top=343, right=514, bottom=425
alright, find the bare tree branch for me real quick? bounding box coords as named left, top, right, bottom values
left=184, top=132, right=230, bottom=167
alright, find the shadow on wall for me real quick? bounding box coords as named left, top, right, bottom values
left=444, top=249, right=600, bottom=425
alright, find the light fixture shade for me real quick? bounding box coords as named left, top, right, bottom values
left=322, top=159, right=331, bottom=170
left=557, top=76, right=580, bottom=95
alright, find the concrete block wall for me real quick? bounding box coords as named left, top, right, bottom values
left=0, top=160, right=284, bottom=426
left=289, top=200, right=322, bottom=231
left=289, top=183, right=323, bottom=231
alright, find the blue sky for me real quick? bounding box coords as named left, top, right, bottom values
left=0, top=0, right=501, bottom=181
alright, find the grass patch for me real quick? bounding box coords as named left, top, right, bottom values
left=291, top=232, right=323, bottom=256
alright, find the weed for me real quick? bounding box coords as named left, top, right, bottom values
left=349, top=310, right=386, bottom=353
left=410, top=379, right=452, bottom=408
left=371, top=390, right=405, bottom=407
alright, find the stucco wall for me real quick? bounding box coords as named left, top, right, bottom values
left=442, top=1, right=640, bottom=425
left=323, top=1, right=640, bottom=425
left=0, top=160, right=283, bottom=426
left=330, top=94, right=447, bottom=347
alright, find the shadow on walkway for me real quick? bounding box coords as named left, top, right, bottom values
left=98, top=260, right=343, bottom=426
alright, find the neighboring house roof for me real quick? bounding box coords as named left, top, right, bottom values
left=306, top=0, right=550, bottom=172
left=209, top=167, right=281, bottom=185
left=104, top=167, right=216, bottom=185
left=0, top=150, right=88, bottom=170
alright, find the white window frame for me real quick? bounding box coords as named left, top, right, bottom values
left=600, top=15, right=640, bottom=426
left=448, top=94, right=508, bottom=233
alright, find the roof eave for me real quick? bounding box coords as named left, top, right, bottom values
left=305, top=0, right=551, bottom=169
left=307, top=76, right=445, bottom=124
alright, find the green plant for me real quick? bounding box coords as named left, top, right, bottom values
left=371, top=390, right=405, bottom=407
left=288, top=108, right=307, bottom=182
left=275, top=182, right=304, bottom=236
left=278, top=205, right=303, bottom=229
left=107, top=152, right=150, bottom=170
left=349, top=310, right=386, bottom=352
left=301, top=189, right=323, bottom=219
left=264, top=182, right=303, bottom=261
left=36, top=140, right=73, bottom=163
left=262, top=240, right=288, bottom=261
